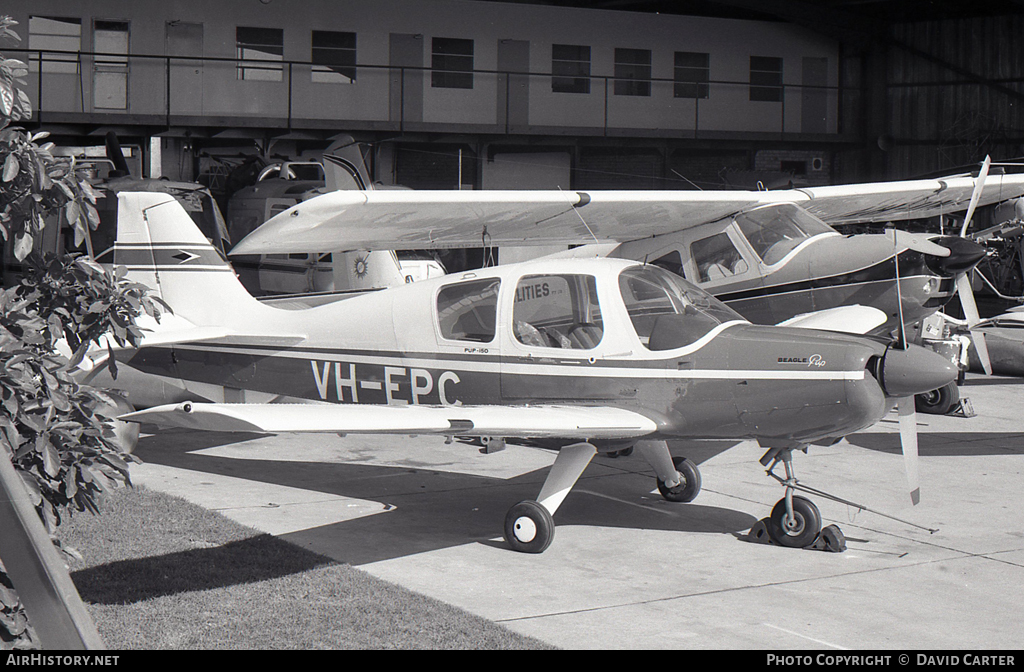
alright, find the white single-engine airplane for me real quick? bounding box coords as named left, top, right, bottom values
left=232, top=166, right=1024, bottom=411
left=115, top=191, right=956, bottom=553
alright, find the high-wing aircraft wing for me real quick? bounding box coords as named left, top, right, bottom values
left=122, top=401, right=660, bottom=439
left=797, top=173, right=1024, bottom=224
left=230, top=173, right=1024, bottom=255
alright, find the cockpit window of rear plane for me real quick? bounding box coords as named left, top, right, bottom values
left=688, top=233, right=749, bottom=282
left=619, top=265, right=740, bottom=351
left=735, top=203, right=833, bottom=266
left=437, top=278, right=501, bottom=343
left=512, top=274, right=604, bottom=349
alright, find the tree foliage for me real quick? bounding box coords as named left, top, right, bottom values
left=0, top=17, right=164, bottom=649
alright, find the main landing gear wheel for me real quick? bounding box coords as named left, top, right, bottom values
left=767, top=496, right=821, bottom=548
left=657, top=456, right=702, bottom=503
left=915, top=381, right=960, bottom=415
left=504, top=500, right=555, bottom=554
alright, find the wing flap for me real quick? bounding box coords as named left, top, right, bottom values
left=121, top=402, right=659, bottom=439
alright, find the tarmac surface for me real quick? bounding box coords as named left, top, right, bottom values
left=129, top=374, right=1024, bottom=650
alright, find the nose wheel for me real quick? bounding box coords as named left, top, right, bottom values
left=767, top=495, right=821, bottom=548
left=761, top=447, right=823, bottom=548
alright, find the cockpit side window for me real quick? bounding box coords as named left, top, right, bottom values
left=689, top=233, right=748, bottom=282
left=619, top=265, right=739, bottom=351
left=436, top=278, right=500, bottom=343
left=512, top=274, right=603, bottom=349
left=652, top=250, right=685, bottom=278
left=735, top=203, right=833, bottom=266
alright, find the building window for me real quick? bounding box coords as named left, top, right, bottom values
left=312, top=30, right=356, bottom=84
left=431, top=37, right=474, bottom=89
left=551, top=44, right=590, bottom=94
left=614, top=48, right=651, bottom=97
left=236, top=26, right=283, bottom=81
left=749, top=56, right=783, bottom=102
left=28, top=16, right=82, bottom=74
left=674, top=51, right=709, bottom=99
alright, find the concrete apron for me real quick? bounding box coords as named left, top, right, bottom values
left=129, top=374, right=1024, bottom=649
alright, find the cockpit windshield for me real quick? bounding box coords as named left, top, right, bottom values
left=735, top=203, right=834, bottom=265
left=618, top=265, right=742, bottom=351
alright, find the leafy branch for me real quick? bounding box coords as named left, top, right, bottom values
left=0, top=16, right=165, bottom=649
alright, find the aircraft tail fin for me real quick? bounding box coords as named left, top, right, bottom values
left=322, top=135, right=372, bottom=191
left=114, top=191, right=263, bottom=326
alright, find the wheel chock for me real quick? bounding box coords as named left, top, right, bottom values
left=744, top=518, right=774, bottom=545
left=948, top=397, right=976, bottom=418
left=807, top=524, right=846, bottom=553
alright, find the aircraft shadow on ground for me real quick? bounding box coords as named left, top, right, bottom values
left=847, top=431, right=1024, bottom=457
left=71, top=534, right=336, bottom=605
left=132, top=432, right=757, bottom=567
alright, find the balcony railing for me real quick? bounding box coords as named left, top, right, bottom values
left=10, top=48, right=859, bottom=139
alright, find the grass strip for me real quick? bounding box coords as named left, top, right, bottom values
left=57, top=485, right=553, bottom=649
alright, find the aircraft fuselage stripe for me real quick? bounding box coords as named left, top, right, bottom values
left=167, top=343, right=865, bottom=381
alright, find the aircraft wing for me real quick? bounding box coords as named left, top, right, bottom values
left=797, top=172, right=1024, bottom=224
left=229, top=172, right=1024, bottom=255
left=228, top=189, right=799, bottom=254
left=121, top=401, right=659, bottom=439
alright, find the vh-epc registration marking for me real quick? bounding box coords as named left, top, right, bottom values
left=310, top=360, right=463, bottom=406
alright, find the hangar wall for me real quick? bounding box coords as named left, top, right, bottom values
left=884, top=13, right=1024, bottom=177
left=10, top=0, right=840, bottom=138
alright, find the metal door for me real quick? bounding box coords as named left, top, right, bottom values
left=93, top=20, right=129, bottom=110
left=166, top=21, right=204, bottom=116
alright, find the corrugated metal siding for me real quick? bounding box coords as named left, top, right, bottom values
left=885, top=14, right=1024, bottom=177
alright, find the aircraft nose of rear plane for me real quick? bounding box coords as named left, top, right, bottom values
left=927, top=236, right=987, bottom=276
left=878, top=344, right=958, bottom=398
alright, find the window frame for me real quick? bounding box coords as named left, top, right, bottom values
left=613, top=47, right=652, bottom=97
left=673, top=51, right=709, bottom=100
left=749, top=55, right=783, bottom=102
left=551, top=43, right=591, bottom=94
left=431, top=37, right=474, bottom=89
left=311, top=30, right=357, bottom=84
left=435, top=277, right=501, bottom=344
left=28, top=16, right=82, bottom=75
left=236, top=26, right=284, bottom=82
left=511, top=273, right=604, bottom=351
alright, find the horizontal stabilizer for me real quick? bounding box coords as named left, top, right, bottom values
left=121, top=402, right=659, bottom=439
left=778, top=305, right=888, bottom=334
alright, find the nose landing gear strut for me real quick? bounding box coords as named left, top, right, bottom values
left=754, top=444, right=938, bottom=551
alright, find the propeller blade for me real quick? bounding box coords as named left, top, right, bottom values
left=885, top=229, right=951, bottom=258
left=893, top=232, right=907, bottom=349
left=956, top=272, right=993, bottom=375
left=959, top=155, right=991, bottom=237
left=897, top=396, right=921, bottom=505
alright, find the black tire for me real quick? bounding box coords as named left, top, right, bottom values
left=915, top=381, right=959, bottom=415
left=767, top=496, right=822, bottom=548
left=657, top=456, right=701, bottom=503
left=504, top=500, right=555, bottom=553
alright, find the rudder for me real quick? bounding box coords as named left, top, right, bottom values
left=114, top=192, right=261, bottom=325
